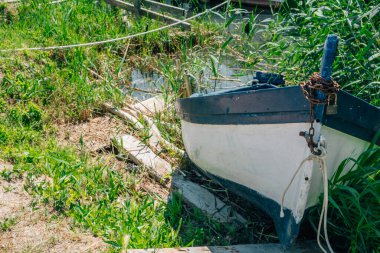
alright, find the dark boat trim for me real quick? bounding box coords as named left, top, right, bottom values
left=179, top=111, right=310, bottom=125
left=177, top=86, right=309, bottom=116
left=205, top=171, right=301, bottom=248
left=176, top=86, right=380, bottom=144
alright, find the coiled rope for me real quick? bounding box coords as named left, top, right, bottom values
left=0, top=1, right=229, bottom=53
left=280, top=146, right=334, bottom=253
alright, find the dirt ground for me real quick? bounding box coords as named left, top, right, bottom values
left=0, top=115, right=173, bottom=252
left=56, top=115, right=128, bottom=153
left=0, top=162, right=108, bottom=253
left=56, top=115, right=170, bottom=200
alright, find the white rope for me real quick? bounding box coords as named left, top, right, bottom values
left=0, top=0, right=66, bottom=5
left=0, top=1, right=228, bottom=53
left=280, top=147, right=334, bottom=253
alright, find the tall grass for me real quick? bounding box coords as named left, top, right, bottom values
left=309, top=137, right=380, bottom=253
left=237, top=0, right=379, bottom=105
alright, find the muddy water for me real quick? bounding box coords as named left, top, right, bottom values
left=126, top=61, right=257, bottom=100
left=123, top=69, right=165, bottom=101
left=124, top=5, right=274, bottom=100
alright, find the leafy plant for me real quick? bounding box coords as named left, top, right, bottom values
left=0, top=217, right=17, bottom=232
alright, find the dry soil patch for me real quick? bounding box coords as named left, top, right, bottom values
left=0, top=161, right=107, bottom=253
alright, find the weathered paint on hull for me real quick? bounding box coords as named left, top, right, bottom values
left=180, top=120, right=369, bottom=245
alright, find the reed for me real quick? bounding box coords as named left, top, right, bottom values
left=236, top=0, right=379, bottom=105
left=308, top=135, right=380, bottom=253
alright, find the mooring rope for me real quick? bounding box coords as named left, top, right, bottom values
left=0, top=0, right=66, bottom=5
left=0, top=1, right=229, bottom=52
left=280, top=146, right=334, bottom=253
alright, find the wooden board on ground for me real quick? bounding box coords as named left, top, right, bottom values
left=115, top=134, right=172, bottom=184
left=103, top=103, right=144, bottom=129
left=104, top=0, right=191, bottom=30
left=114, top=135, right=245, bottom=224
left=103, top=103, right=163, bottom=150
left=172, top=174, right=247, bottom=224
left=127, top=242, right=322, bottom=253
left=0, top=0, right=20, bottom=3
left=132, top=96, right=165, bottom=115
left=125, top=0, right=186, bottom=18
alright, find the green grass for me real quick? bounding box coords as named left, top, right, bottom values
left=0, top=104, right=245, bottom=250
left=0, top=0, right=251, bottom=251
left=0, top=0, right=379, bottom=252
left=308, top=138, right=380, bottom=253
left=229, top=0, right=379, bottom=105
left=0, top=217, right=17, bottom=232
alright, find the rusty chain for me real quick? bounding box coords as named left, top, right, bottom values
left=300, top=72, right=340, bottom=155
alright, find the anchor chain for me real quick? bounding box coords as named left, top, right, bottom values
left=300, top=72, right=340, bottom=155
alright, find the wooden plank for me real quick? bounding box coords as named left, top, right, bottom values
left=104, top=0, right=191, bottom=30
left=230, top=0, right=283, bottom=7
left=103, top=103, right=144, bottom=129
left=140, top=114, right=184, bottom=154
left=125, top=0, right=186, bottom=18
left=104, top=102, right=183, bottom=154
left=142, top=0, right=185, bottom=18
left=132, top=96, right=165, bottom=116
left=113, top=134, right=245, bottom=224
left=114, top=134, right=172, bottom=184
left=127, top=242, right=321, bottom=253
left=104, top=103, right=162, bottom=150
left=172, top=174, right=247, bottom=224
left=124, top=102, right=185, bottom=155
left=0, top=0, right=20, bottom=3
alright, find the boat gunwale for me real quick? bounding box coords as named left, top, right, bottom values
left=176, top=85, right=380, bottom=145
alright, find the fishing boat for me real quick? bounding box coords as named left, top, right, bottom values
left=176, top=35, right=380, bottom=247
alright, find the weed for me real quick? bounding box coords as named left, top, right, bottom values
left=0, top=217, right=17, bottom=232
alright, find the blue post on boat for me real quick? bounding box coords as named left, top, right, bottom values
left=313, top=35, right=339, bottom=123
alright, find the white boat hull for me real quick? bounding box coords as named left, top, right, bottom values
left=176, top=83, right=379, bottom=246
left=181, top=120, right=369, bottom=222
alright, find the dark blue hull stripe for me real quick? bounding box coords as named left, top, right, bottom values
left=176, top=86, right=380, bottom=144
left=205, top=171, right=301, bottom=248
left=179, top=111, right=310, bottom=125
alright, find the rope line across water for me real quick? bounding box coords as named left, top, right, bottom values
left=0, top=1, right=228, bottom=53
